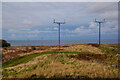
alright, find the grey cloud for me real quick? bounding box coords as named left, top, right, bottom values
left=87, top=2, right=118, bottom=13
left=2, top=2, right=118, bottom=40
left=2, top=2, right=88, bottom=29
left=99, top=11, right=118, bottom=20
left=86, top=2, right=118, bottom=20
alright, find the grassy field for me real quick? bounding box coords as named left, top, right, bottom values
left=2, top=43, right=120, bottom=79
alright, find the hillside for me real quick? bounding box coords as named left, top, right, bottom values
left=2, top=44, right=119, bottom=79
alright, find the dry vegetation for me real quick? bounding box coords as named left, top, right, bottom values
left=1, top=44, right=120, bottom=79
left=2, top=46, right=56, bottom=62
left=2, top=53, right=118, bottom=78
left=63, top=44, right=103, bottom=54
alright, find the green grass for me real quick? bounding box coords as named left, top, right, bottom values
left=100, top=45, right=120, bottom=54
left=2, top=52, right=55, bottom=68
left=3, top=51, right=90, bottom=68
left=105, top=44, right=120, bottom=49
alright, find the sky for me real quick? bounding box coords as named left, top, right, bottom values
left=1, top=0, right=120, bottom=2
left=2, top=2, right=118, bottom=40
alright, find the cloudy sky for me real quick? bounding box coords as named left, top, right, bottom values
left=2, top=2, right=118, bottom=40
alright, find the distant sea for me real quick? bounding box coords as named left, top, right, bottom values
left=7, top=39, right=118, bottom=46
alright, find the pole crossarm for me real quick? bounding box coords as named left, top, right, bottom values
left=95, top=18, right=105, bottom=23
left=53, top=19, right=66, bottom=24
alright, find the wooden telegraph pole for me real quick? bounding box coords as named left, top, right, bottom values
left=53, top=19, right=65, bottom=51
left=95, top=18, right=105, bottom=49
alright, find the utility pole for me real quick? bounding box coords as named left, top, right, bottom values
left=53, top=19, right=65, bottom=51
left=95, top=18, right=105, bottom=49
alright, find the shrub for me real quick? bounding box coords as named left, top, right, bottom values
left=1, top=40, right=11, bottom=47
left=3, top=47, right=7, bottom=50
left=31, top=46, right=36, bottom=50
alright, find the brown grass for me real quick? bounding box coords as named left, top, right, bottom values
left=3, top=53, right=118, bottom=78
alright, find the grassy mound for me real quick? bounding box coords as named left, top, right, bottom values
left=3, top=51, right=93, bottom=68
left=2, top=53, right=118, bottom=78
left=2, top=44, right=119, bottom=78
